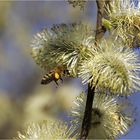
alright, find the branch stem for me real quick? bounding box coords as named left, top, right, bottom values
left=80, top=0, right=110, bottom=139
left=80, top=85, right=96, bottom=139
left=95, top=0, right=106, bottom=43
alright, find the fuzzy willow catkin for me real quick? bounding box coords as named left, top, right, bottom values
left=70, top=92, right=135, bottom=139
left=78, top=40, right=140, bottom=96
left=31, top=23, right=95, bottom=77
left=16, top=119, right=78, bottom=140
left=67, top=0, right=87, bottom=9
left=104, top=0, right=140, bottom=47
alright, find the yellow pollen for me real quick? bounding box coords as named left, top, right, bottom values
left=54, top=72, right=60, bottom=79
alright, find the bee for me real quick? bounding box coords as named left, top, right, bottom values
left=41, top=66, right=70, bottom=85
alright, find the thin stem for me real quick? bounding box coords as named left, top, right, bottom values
left=80, top=0, right=111, bottom=139
left=80, top=76, right=100, bottom=139
left=80, top=84, right=96, bottom=139
left=95, top=0, right=106, bottom=43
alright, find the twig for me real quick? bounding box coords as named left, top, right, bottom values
left=80, top=84, right=96, bottom=140
left=95, top=0, right=107, bottom=43
left=80, top=0, right=110, bottom=139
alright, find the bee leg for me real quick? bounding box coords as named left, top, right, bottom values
left=54, top=80, right=59, bottom=86
left=60, top=77, right=63, bottom=83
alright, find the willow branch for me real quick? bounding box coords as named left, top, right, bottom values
left=80, top=0, right=110, bottom=139
left=80, top=85, right=96, bottom=140
left=95, top=0, right=106, bottom=43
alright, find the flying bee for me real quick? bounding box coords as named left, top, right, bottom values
left=41, top=66, right=70, bottom=85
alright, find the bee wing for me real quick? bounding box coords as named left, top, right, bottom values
left=41, top=75, right=53, bottom=85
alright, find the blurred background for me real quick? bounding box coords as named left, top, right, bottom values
left=0, top=1, right=139, bottom=139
